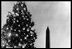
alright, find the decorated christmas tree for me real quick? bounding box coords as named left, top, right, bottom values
left=1, top=1, right=37, bottom=48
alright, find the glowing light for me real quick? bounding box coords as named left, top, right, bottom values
left=16, top=20, right=19, bottom=22
left=23, top=28, right=25, bottom=30
left=8, top=33, right=11, bottom=37
left=18, top=24, right=20, bottom=27
left=24, top=37, right=27, bottom=39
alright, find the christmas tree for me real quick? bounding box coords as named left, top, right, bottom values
left=1, top=1, right=37, bottom=48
